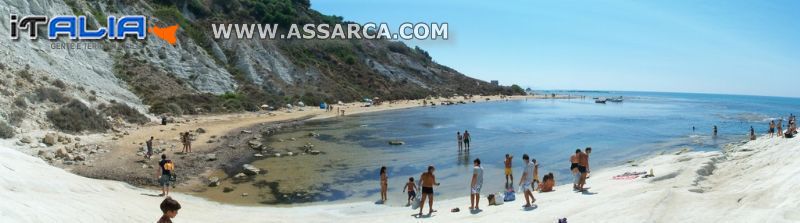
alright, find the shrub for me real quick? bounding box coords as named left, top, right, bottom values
left=150, top=102, right=183, bottom=116
left=7, top=110, right=25, bottom=126
left=13, top=96, right=27, bottom=108
left=46, top=100, right=110, bottom=133
left=35, top=87, right=70, bottom=104
left=102, top=103, right=149, bottom=124
left=0, top=121, right=14, bottom=139
left=53, top=79, right=67, bottom=89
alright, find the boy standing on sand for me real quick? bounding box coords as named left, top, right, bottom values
left=403, top=177, right=417, bottom=206
left=157, top=197, right=181, bottom=223
left=504, top=154, right=513, bottom=184
left=470, top=158, right=484, bottom=210
left=519, top=154, right=536, bottom=207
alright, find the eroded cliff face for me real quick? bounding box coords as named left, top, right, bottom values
left=0, top=0, right=508, bottom=134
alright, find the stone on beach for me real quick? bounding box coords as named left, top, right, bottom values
left=208, top=177, right=220, bottom=187
left=242, top=164, right=260, bottom=175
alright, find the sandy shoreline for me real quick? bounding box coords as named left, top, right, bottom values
left=2, top=130, right=798, bottom=222
left=47, top=95, right=551, bottom=201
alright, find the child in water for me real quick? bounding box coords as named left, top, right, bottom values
left=403, top=177, right=417, bottom=206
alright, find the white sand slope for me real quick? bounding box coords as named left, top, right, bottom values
left=1, top=136, right=799, bottom=223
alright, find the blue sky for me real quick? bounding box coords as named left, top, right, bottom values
left=312, top=0, right=800, bottom=97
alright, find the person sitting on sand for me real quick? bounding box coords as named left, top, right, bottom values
left=519, top=154, right=536, bottom=207
left=540, top=173, right=555, bottom=192
left=504, top=154, right=513, bottom=184
left=403, top=177, right=417, bottom=206
left=457, top=132, right=463, bottom=151
left=462, top=130, right=471, bottom=151
left=145, top=136, right=154, bottom=160
left=157, top=197, right=181, bottom=223
left=470, top=158, right=484, bottom=211
left=157, top=154, right=175, bottom=196
left=418, top=165, right=440, bottom=216
left=380, top=166, right=388, bottom=203
left=570, top=149, right=580, bottom=190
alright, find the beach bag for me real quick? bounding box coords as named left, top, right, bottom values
left=494, top=192, right=505, bottom=205
left=164, top=161, right=175, bottom=171
left=411, top=195, right=421, bottom=209
left=503, top=191, right=515, bottom=202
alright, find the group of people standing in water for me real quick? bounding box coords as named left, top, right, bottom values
left=378, top=130, right=589, bottom=217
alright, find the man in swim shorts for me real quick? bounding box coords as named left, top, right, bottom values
left=470, top=158, right=484, bottom=210
left=504, top=154, right=513, bottom=184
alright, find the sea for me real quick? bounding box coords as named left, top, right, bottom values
left=197, top=91, right=800, bottom=206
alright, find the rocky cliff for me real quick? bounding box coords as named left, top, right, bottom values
left=0, top=0, right=518, bottom=136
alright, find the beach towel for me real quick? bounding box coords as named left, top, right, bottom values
left=612, top=171, right=646, bottom=180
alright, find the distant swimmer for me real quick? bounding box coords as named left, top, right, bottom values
left=463, top=130, right=471, bottom=151
left=713, top=125, right=718, bottom=137
left=457, top=132, right=463, bottom=151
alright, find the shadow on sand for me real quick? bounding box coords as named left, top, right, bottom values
left=523, top=204, right=539, bottom=211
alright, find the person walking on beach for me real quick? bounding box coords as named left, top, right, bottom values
left=418, top=165, right=439, bottom=217
left=750, top=126, right=757, bottom=140
left=585, top=147, right=592, bottom=177
left=504, top=154, right=513, bottom=184
left=157, top=197, right=181, bottom=223
left=380, top=166, right=388, bottom=203
left=145, top=136, right=154, bottom=160
left=180, top=132, right=187, bottom=153
left=403, top=177, right=417, bottom=206
left=577, top=148, right=590, bottom=191
left=457, top=132, right=463, bottom=151
left=157, top=154, right=175, bottom=196
left=778, top=119, right=784, bottom=138
left=463, top=130, right=471, bottom=151
left=470, top=158, right=484, bottom=211
left=570, top=149, right=580, bottom=190
left=519, top=154, right=536, bottom=207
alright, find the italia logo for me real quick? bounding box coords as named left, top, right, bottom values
left=9, top=14, right=178, bottom=45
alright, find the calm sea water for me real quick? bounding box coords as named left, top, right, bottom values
left=229, top=92, right=800, bottom=205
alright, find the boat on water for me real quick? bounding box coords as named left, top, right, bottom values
left=607, top=96, right=624, bottom=102
left=595, top=97, right=607, bottom=103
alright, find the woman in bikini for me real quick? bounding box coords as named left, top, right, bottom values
left=380, top=166, right=388, bottom=203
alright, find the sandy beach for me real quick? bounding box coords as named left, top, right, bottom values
left=2, top=128, right=799, bottom=222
